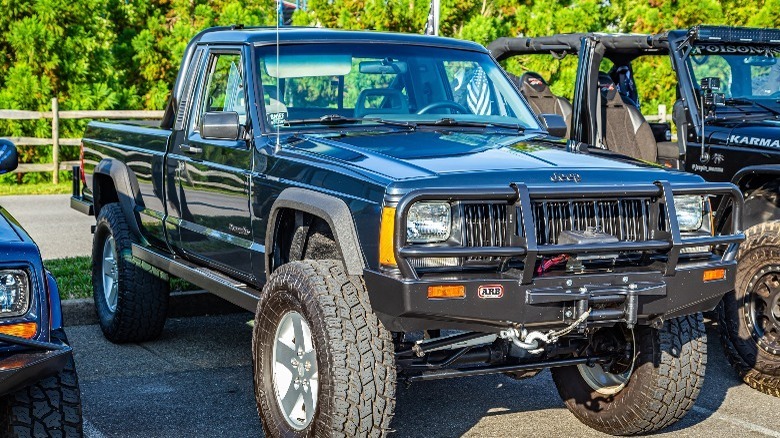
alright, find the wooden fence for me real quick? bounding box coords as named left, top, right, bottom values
left=1, top=99, right=674, bottom=184
left=0, top=98, right=163, bottom=183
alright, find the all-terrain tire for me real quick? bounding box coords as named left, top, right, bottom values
left=551, top=314, right=707, bottom=435
left=718, top=221, right=780, bottom=397
left=92, top=203, right=170, bottom=343
left=252, top=260, right=395, bottom=437
left=0, top=331, right=83, bottom=437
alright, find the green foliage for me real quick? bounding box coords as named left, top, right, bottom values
left=0, top=0, right=778, bottom=178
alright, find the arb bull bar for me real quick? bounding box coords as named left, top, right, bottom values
left=368, top=181, right=745, bottom=331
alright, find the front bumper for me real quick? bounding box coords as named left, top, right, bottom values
left=0, top=334, right=72, bottom=398
left=366, top=260, right=737, bottom=332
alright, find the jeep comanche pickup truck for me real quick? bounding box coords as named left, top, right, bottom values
left=71, top=26, right=745, bottom=436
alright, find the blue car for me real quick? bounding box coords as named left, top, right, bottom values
left=0, top=140, right=82, bottom=436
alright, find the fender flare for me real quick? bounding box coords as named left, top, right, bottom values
left=731, top=165, right=780, bottom=230
left=93, top=158, right=143, bottom=238
left=266, top=188, right=367, bottom=277
left=732, top=164, right=780, bottom=188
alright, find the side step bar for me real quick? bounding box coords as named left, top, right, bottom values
left=132, top=244, right=260, bottom=312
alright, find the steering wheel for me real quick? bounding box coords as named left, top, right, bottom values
left=417, top=101, right=469, bottom=115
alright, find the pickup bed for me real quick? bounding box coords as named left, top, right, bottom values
left=72, top=26, right=745, bottom=436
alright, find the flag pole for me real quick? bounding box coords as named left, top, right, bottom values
left=433, top=0, right=440, bottom=36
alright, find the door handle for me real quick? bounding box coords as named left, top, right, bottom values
left=181, top=144, right=203, bottom=155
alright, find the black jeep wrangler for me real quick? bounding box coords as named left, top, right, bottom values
left=72, top=27, right=743, bottom=435
left=490, top=25, right=780, bottom=397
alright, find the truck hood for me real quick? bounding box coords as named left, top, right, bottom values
left=707, top=119, right=780, bottom=151
left=288, top=130, right=700, bottom=187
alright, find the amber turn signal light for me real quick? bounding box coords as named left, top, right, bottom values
left=703, top=268, right=726, bottom=282
left=427, top=285, right=466, bottom=299
left=0, top=322, right=37, bottom=339
left=379, top=207, right=397, bottom=267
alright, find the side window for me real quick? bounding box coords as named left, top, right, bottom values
left=192, top=52, right=246, bottom=133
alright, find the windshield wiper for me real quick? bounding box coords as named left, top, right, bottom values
left=723, top=97, right=780, bottom=117
left=363, top=118, right=417, bottom=130
left=415, top=118, right=525, bottom=132
left=283, top=114, right=362, bottom=126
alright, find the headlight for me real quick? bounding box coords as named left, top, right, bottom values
left=0, top=270, right=29, bottom=317
left=407, top=201, right=451, bottom=243
left=673, top=195, right=706, bottom=232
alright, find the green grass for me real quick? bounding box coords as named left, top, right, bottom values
left=45, top=257, right=92, bottom=300
left=0, top=181, right=72, bottom=196
left=45, top=256, right=198, bottom=300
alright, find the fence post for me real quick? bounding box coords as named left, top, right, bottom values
left=658, top=104, right=667, bottom=123
left=51, top=97, right=59, bottom=184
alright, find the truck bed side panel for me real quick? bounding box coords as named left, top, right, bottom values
left=82, top=121, right=171, bottom=248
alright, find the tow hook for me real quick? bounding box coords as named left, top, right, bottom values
left=501, top=309, right=592, bottom=354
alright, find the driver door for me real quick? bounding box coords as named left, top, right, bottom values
left=168, top=48, right=255, bottom=281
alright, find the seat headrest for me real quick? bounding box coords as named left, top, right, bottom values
left=520, top=72, right=552, bottom=96
left=598, top=72, right=620, bottom=103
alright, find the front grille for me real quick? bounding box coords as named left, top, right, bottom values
left=463, top=203, right=508, bottom=261
left=532, top=199, right=660, bottom=245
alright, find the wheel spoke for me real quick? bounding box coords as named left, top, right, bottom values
left=280, top=379, right=301, bottom=416
left=291, top=313, right=305, bottom=352
left=302, top=384, right=315, bottom=424
left=275, top=342, right=298, bottom=374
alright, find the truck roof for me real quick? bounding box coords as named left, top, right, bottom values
left=194, top=26, right=487, bottom=52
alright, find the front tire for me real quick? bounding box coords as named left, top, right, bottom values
left=552, top=314, right=706, bottom=435
left=0, top=332, right=83, bottom=437
left=719, top=221, right=780, bottom=397
left=92, top=203, right=170, bottom=343
left=252, top=260, right=395, bottom=437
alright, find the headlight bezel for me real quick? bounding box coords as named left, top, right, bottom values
left=0, top=269, right=31, bottom=318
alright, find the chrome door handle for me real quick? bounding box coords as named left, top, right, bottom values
left=181, top=144, right=203, bottom=154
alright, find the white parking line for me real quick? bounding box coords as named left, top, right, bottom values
left=692, top=406, right=780, bottom=437
left=83, top=418, right=107, bottom=438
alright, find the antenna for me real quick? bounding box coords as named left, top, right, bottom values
left=275, top=0, right=281, bottom=151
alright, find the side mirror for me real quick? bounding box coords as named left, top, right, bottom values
left=0, top=140, right=18, bottom=175
left=539, top=114, right=567, bottom=138
left=201, top=112, right=241, bottom=141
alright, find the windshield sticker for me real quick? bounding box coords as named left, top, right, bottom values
left=268, top=111, right=288, bottom=127
left=693, top=45, right=780, bottom=55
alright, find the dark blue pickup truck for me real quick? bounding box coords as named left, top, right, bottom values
left=0, top=140, right=82, bottom=436
left=71, top=27, right=744, bottom=436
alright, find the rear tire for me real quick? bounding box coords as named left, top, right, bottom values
left=718, top=221, right=780, bottom=397
left=92, top=203, right=170, bottom=343
left=0, top=331, right=83, bottom=437
left=552, top=314, right=706, bottom=435
left=252, top=260, right=395, bottom=437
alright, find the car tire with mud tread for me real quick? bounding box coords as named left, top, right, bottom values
left=252, top=259, right=396, bottom=437
left=0, top=331, right=83, bottom=437
left=551, top=314, right=706, bottom=435
left=92, top=203, right=170, bottom=343
left=718, top=220, right=780, bottom=397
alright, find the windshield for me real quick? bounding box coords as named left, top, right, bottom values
left=255, top=43, right=540, bottom=131
left=687, top=44, right=780, bottom=110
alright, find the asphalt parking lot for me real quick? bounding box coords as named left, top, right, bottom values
left=70, top=313, right=780, bottom=438
left=3, top=193, right=780, bottom=437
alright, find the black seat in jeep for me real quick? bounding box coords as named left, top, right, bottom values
left=598, top=73, right=657, bottom=163
left=511, top=72, right=572, bottom=137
